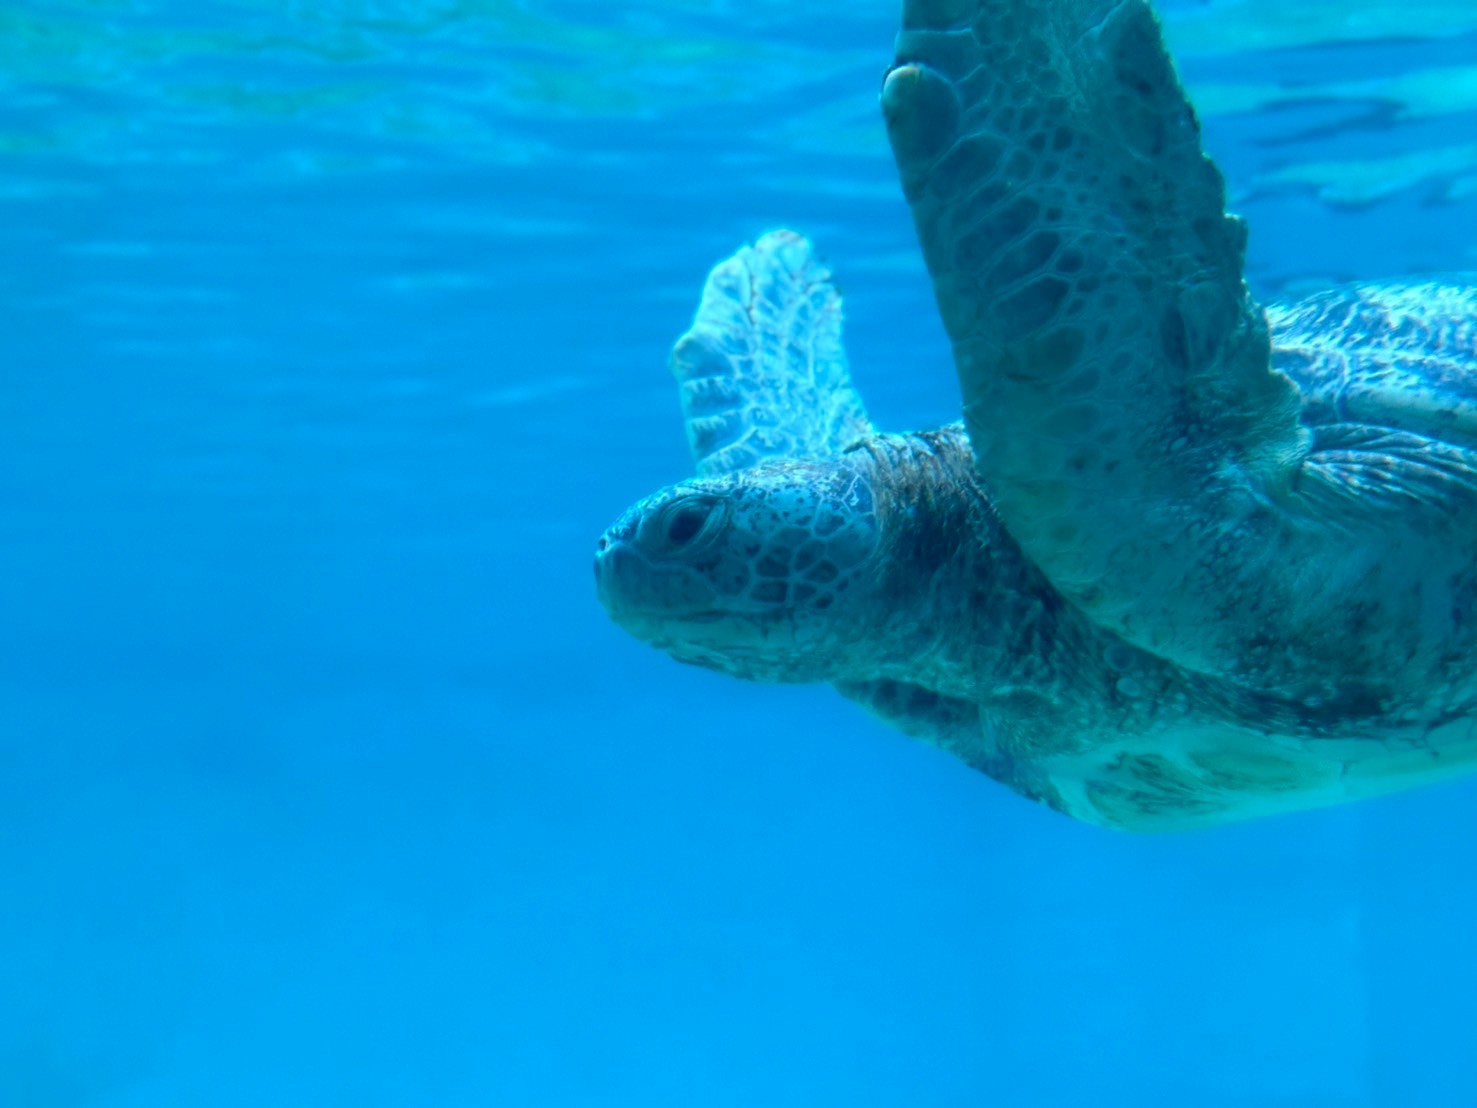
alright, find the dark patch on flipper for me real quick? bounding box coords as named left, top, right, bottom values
left=1086, top=754, right=1228, bottom=828
left=836, top=678, right=1068, bottom=815
left=1187, top=750, right=1310, bottom=794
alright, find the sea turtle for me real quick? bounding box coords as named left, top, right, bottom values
left=594, top=0, right=1477, bottom=830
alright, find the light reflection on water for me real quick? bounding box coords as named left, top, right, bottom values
left=5, top=1, right=1477, bottom=186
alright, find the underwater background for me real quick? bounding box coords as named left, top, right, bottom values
left=4, top=0, right=1477, bottom=1104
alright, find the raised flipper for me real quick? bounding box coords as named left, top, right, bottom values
left=878, top=0, right=1416, bottom=692
left=670, top=230, right=873, bottom=476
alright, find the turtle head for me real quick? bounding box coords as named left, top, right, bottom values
left=595, top=457, right=881, bottom=682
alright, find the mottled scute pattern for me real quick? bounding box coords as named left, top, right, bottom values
left=1272, top=282, right=1477, bottom=451
left=1263, top=284, right=1477, bottom=518
left=671, top=230, right=874, bottom=476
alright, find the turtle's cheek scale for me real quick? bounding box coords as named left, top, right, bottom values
left=593, top=538, right=721, bottom=626
left=593, top=531, right=787, bottom=681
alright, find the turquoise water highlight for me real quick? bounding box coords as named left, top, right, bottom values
left=4, top=1, right=1477, bottom=1104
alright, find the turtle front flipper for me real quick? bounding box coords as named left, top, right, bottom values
left=881, top=0, right=1314, bottom=679
left=671, top=230, right=874, bottom=476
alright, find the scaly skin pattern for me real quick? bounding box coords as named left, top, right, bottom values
left=596, top=455, right=884, bottom=685
left=880, top=0, right=1477, bottom=725
left=598, top=422, right=1477, bottom=831
left=597, top=0, right=1477, bottom=828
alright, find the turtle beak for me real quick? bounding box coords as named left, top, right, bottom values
left=594, top=500, right=725, bottom=630
left=594, top=512, right=639, bottom=608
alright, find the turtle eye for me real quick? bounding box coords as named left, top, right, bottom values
left=643, top=495, right=723, bottom=554
left=666, top=502, right=713, bottom=547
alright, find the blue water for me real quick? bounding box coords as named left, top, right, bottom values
left=4, top=2, right=1477, bottom=1104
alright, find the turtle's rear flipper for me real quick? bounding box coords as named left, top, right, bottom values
left=671, top=231, right=874, bottom=477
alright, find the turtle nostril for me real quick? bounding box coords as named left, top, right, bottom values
left=594, top=535, right=613, bottom=587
